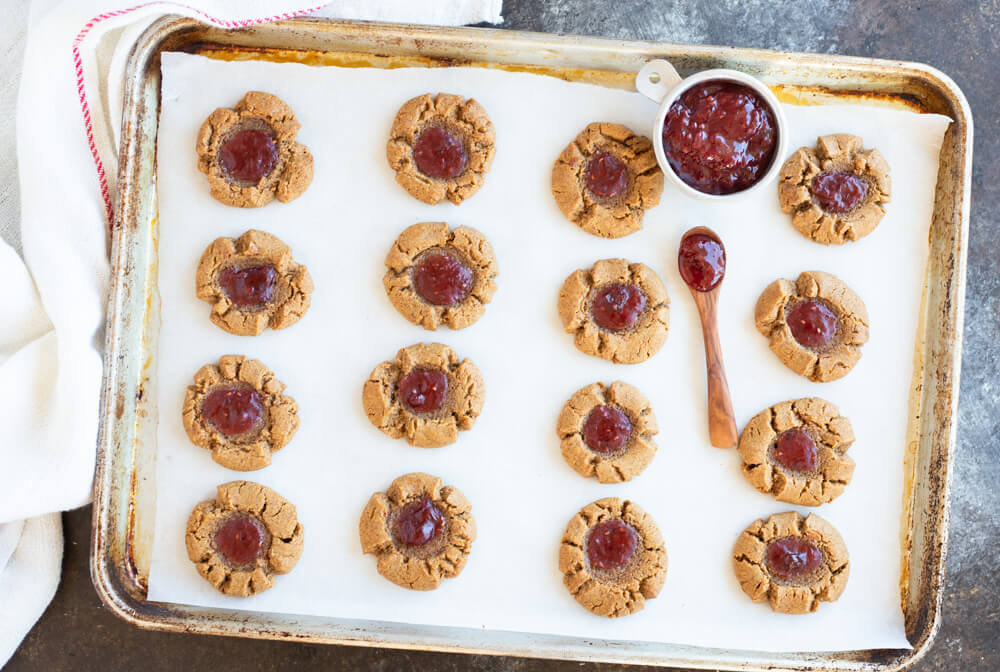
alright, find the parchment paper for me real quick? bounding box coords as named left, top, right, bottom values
left=149, top=51, right=950, bottom=652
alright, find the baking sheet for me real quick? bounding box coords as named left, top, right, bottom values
left=149, top=51, right=949, bottom=653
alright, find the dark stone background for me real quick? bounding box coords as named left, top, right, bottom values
left=8, top=1, right=997, bottom=670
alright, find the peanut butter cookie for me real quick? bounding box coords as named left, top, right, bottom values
left=559, top=498, right=668, bottom=618
left=383, top=222, right=498, bottom=330
left=182, top=355, right=299, bottom=471
left=558, top=258, right=670, bottom=364
left=386, top=93, right=495, bottom=205
left=779, top=134, right=891, bottom=244
left=185, top=481, right=304, bottom=597
left=732, top=511, right=849, bottom=614
left=196, top=229, right=313, bottom=337
left=196, top=91, right=313, bottom=208
left=557, top=382, right=659, bottom=483
left=359, top=472, right=476, bottom=591
left=754, top=271, right=868, bottom=382
left=738, top=398, right=855, bottom=505
left=362, top=343, right=484, bottom=448
left=552, top=122, right=664, bottom=238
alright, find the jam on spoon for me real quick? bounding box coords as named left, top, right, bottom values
left=678, top=233, right=726, bottom=292
left=678, top=226, right=737, bottom=448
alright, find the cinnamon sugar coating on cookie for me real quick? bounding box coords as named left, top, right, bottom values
left=558, top=258, right=670, bottom=364
left=185, top=481, right=304, bottom=597
left=386, top=93, right=495, bottom=205
left=738, top=397, right=856, bottom=505
left=196, top=91, right=313, bottom=208
left=359, top=472, right=476, bottom=590
left=732, top=511, right=849, bottom=614
left=557, top=381, right=659, bottom=483
left=559, top=498, right=668, bottom=617
left=552, top=122, right=664, bottom=238
left=779, top=134, right=891, bottom=244
left=383, top=222, right=498, bottom=330
left=754, top=270, right=869, bottom=382
left=362, top=343, right=484, bottom=448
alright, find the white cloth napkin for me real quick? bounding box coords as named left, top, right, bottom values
left=0, top=516, right=63, bottom=667
left=0, top=0, right=501, bottom=666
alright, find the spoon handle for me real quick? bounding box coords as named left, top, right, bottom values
left=694, top=291, right=738, bottom=448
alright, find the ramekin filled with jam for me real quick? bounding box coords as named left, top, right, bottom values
left=635, top=59, right=788, bottom=199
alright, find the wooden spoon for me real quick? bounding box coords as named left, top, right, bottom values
left=677, top=226, right=738, bottom=448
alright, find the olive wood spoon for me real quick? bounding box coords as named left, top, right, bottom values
left=678, top=226, right=738, bottom=448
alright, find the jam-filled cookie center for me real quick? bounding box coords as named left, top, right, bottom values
left=202, top=386, right=265, bottom=438
left=219, top=127, right=279, bottom=183
left=214, top=515, right=265, bottom=566
left=398, top=368, right=449, bottom=415
left=812, top=171, right=868, bottom=213
left=587, top=519, right=638, bottom=571
left=413, top=125, right=468, bottom=179
left=591, top=283, right=647, bottom=331
left=585, top=151, right=629, bottom=200
left=217, top=264, right=278, bottom=309
left=412, top=251, right=474, bottom=306
left=393, top=496, right=445, bottom=547
left=787, top=299, right=838, bottom=348
left=766, top=537, right=824, bottom=580
left=661, top=80, right=777, bottom=195
left=773, top=427, right=818, bottom=472
left=678, top=233, right=726, bottom=292
left=582, top=405, right=632, bottom=454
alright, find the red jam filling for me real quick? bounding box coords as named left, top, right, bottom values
left=661, top=80, right=778, bottom=194
left=585, top=151, right=629, bottom=200
left=774, top=427, right=819, bottom=472
left=219, top=128, right=279, bottom=183
left=812, top=171, right=869, bottom=213
left=412, top=252, right=473, bottom=306
left=591, top=283, right=646, bottom=331
left=787, top=300, right=838, bottom=348
left=678, top=233, right=726, bottom=292
left=582, top=406, right=632, bottom=454
left=413, top=125, right=467, bottom=179
left=587, top=519, right=638, bottom=571
left=398, top=368, right=448, bottom=415
left=215, top=515, right=265, bottom=565
left=394, top=496, right=445, bottom=547
left=202, top=387, right=265, bottom=437
left=767, top=537, right=823, bottom=579
left=218, top=265, right=278, bottom=308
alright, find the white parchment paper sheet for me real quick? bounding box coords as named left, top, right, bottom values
left=149, top=51, right=950, bottom=652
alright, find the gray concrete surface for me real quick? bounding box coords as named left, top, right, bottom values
left=4, top=0, right=998, bottom=670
